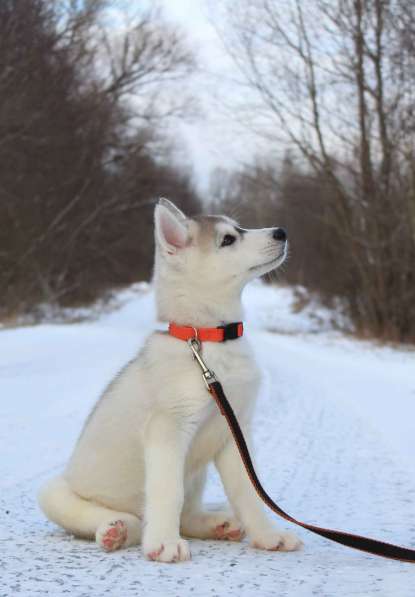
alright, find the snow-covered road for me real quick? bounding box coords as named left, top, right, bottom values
left=1, top=283, right=415, bottom=596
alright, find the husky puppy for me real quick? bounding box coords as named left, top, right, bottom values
left=38, top=198, right=301, bottom=563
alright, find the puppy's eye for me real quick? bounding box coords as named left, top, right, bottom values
left=221, top=234, right=236, bottom=247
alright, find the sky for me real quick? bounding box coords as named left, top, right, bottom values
left=106, top=1, right=292, bottom=195
left=102, top=0, right=247, bottom=193
left=159, top=0, right=261, bottom=193
left=104, top=1, right=363, bottom=196
left=157, top=1, right=363, bottom=197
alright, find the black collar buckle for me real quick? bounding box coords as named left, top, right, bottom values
left=217, top=322, right=243, bottom=341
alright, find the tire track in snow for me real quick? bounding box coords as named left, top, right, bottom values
left=250, top=331, right=415, bottom=594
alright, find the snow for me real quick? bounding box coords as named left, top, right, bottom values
left=1, top=281, right=415, bottom=596
left=243, top=281, right=351, bottom=334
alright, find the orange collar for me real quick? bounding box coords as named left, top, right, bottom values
left=168, top=321, right=244, bottom=343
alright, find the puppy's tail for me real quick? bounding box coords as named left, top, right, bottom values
left=38, top=475, right=113, bottom=538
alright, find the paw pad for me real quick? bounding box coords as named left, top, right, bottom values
left=214, top=521, right=244, bottom=541
left=99, top=520, right=128, bottom=552
left=148, top=546, right=164, bottom=560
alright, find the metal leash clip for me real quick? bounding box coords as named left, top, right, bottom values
left=187, top=337, right=217, bottom=390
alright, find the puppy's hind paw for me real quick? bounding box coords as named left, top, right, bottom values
left=214, top=520, right=245, bottom=542
left=96, top=520, right=128, bottom=552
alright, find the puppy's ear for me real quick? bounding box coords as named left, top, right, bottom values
left=154, top=201, right=189, bottom=254
left=158, top=197, right=187, bottom=223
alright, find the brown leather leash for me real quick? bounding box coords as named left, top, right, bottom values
left=187, top=338, right=415, bottom=563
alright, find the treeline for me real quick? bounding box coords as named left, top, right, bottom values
left=0, top=0, right=201, bottom=317
left=2, top=0, right=414, bottom=344
left=214, top=0, right=415, bottom=344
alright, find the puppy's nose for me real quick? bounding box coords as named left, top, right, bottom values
left=272, top=227, right=287, bottom=242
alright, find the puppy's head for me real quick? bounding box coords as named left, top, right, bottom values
left=154, top=198, right=287, bottom=289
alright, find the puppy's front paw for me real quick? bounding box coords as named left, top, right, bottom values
left=144, top=538, right=191, bottom=563
left=251, top=529, right=302, bottom=552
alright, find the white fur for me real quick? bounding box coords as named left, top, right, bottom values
left=38, top=198, right=301, bottom=562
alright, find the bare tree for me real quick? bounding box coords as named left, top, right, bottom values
left=213, top=0, right=415, bottom=342
left=0, top=0, right=200, bottom=317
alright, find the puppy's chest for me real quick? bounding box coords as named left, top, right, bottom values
left=204, top=342, right=261, bottom=396
left=186, top=343, right=260, bottom=470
